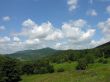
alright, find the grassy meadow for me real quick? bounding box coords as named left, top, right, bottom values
left=21, top=61, right=110, bottom=82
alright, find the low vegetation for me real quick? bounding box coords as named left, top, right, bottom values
left=0, top=41, right=110, bottom=82
left=21, top=62, right=110, bottom=82
left=57, top=68, right=65, bottom=72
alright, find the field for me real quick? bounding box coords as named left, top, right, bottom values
left=21, top=61, right=110, bottom=82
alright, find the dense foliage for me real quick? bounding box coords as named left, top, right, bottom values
left=8, top=48, right=59, bottom=60
left=22, top=60, right=54, bottom=75
left=57, top=68, right=65, bottom=72
left=76, top=58, right=88, bottom=70
left=0, top=41, right=110, bottom=81
left=0, top=57, right=21, bottom=82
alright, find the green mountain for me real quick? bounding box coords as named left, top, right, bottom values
left=96, top=41, right=110, bottom=49
left=8, top=47, right=60, bottom=60
left=44, top=41, right=110, bottom=63
left=7, top=41, right=110, bottom=61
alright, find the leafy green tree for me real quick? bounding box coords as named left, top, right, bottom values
left=98, top=58, right=108, bottom=64
left=57, top=68, right=64, bottom=72
left=85, top=54, right=95, bottom=64
left=0, top=58, right=21, bottom=82
left=33, top=61, right=54, bottom=74
left=76, top=58, right=88, bottom=70
left=21, top=60, right=54, bottom=75
left=22, top=63, right=34, bottom=75
left=47, top=65, right=54, bottom=73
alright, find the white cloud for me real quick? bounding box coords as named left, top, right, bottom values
left=90, top=37, right=110, bottom=48
left=87, top=9, right=98, bottom=16
left=22, top=19, right=36, bottom=27
left=55, top=43, right=62, bottom=48
left=97, top=18, right=110, bottom=48
left=61, top=19, right=86, bottom=40
left=62, top=24, right=82, bottom=39
left=0, top=26, right=5, bottom=31
left=13, top=37, right=21, bottom=42
left=45, top=31, right=63, bottom=41
left=61, top=19, right=95, bottom=42
left=106, top=5, right=110, bottom=14
left=67, top=0, right=78, bottom=11
left=92, top=18, right=110, bottom=48
left=0, top=19, right=97, bottom=54
left=69, top=19, right=87, bottom=27
left=25, top=39, right=40, bottom=45
left=89, top=0, right=93, bottom=4
left=0, top=36, right=10, bottom=43
left=20, top=20, right=54, bottom=39
left=98, top=18, right=110, bottom=34
left=2, top=16, right=11, bottom=21
left=80, top=29, right=95, bottom=41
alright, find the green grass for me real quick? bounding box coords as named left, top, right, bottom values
left=21, top=62, right=110, bottom=82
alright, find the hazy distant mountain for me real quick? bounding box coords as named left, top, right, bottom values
left=7, top=41, right=110, bottom=61
left=96, top=41, right=110, bottom=49
left=8, top=47, right=60, bottom=60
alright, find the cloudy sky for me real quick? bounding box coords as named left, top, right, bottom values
left=0, top=0, right=110, bottom=54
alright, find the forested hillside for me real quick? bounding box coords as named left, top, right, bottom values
left=0, top=41, right=110, bottom=82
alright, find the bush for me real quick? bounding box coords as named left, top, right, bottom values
left=98, top=58, right=108, bottom=64
left=57, top=68, right=64, bottom=72
left=22, top=63, right=34, bottom=75
left=0, top=58, right=21, bottom=82
left=22, top=61, right=55, bottom=75
left=33, top=61, right=54, bottom=74
left=47, top=65, right=54, bottom=73
left=85, top=55, right=95, bottom=64
left=76, top=58, right=88, bottom=70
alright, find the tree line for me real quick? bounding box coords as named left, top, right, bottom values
left=0, top=56, right=54, bottom=82
left=0, top=47, right=110, bottom=82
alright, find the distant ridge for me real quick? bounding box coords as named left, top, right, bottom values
left=8, top=47, right=60, bottom=60
left=96, top=41, right=110, bottom=49
left=7, top=41, right=110, bottom=60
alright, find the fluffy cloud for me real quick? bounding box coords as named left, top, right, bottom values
left=2, top=16, right=11, bottom=21
left=89, top=0, right=93, bottom=4
left=81, top=29, right=95, bottom=41
left=67, top=0, right=78, bottom=11
left=0, top=19, right=97, bottom=54
left=20, top=19, right=54, bottom=39
left=20, top=19, right=95, bottom=49
left=25, top=39, right=40, bottom=45
left=98, top=18, right=110, bottom=34
left=45, top=31, right=63, bottom=41
left=87, top=9, right=98, bottom=16
left=62, top=19, right=95, bottom=41
left=89, top=18, right=110, bottom=48
left=0, top=26, right=5, bottom=31
left=97, top=18, right=110, bottom=45
left=0, top=36, right=10, bottom=43
left=106, top=5, right=110, bottom=14
left=13, top=37, right=21, bottom=42
left=20, top=19, right=94, bottom=43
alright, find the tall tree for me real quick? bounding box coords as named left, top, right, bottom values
left=0, top=58, right=21, bottom=82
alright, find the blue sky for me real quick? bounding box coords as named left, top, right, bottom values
left=0, top=0, right=110, bottom=54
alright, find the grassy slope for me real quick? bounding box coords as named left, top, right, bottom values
left=21, top=60, right=110, bottom=82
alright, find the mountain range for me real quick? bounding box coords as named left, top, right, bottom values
left=6, top=41, right=110, bottom=61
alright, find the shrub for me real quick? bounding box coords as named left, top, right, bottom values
left=57, top=68, right=64, bottom=72
left=76, top=58, right=88, bottom=70
left=98, top=58, right=108, bottom=64
left=47, top=65, right=54, bottom=73
left=22, top=61, right=55, bottom=75
left=0, top=58, right=21, bottom=82
left=85, top=55, right=95, bottom=64
left=22, top=64, right=34, bottom=75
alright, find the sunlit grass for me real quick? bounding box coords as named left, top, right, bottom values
left=21, top=61, right=110, bottom=82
